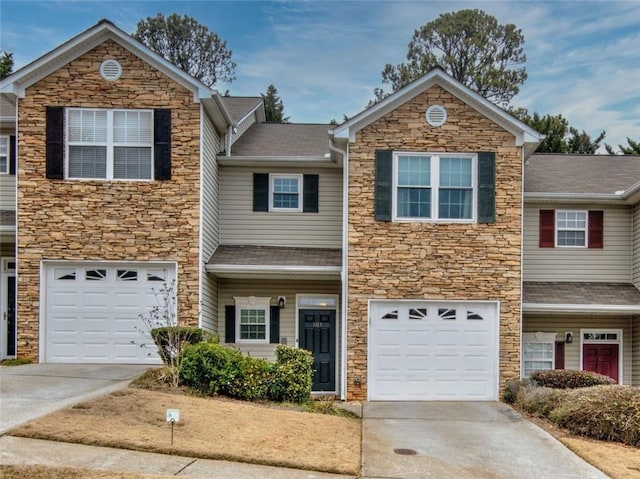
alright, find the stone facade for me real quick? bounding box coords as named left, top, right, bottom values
left=346, top=86, right=523, bottom=400
left=16, top=40, right=201, bottom=359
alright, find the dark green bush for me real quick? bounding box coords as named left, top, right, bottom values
left=549, top=385, right=640, bottom=446
left=530, top=369, right=615, bottom=389
left=151, top=326, right=203, bottom=365
left=269, top=345, right=314, bottom=403
left=179, top=342, right=243, bottom=395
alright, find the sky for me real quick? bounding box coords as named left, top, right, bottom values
left=1, top=0, right=639, bottom=152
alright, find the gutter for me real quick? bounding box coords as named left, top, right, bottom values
left=328, top=136, right=349, bottom=401
left=522, top=303, right=640, bottom=314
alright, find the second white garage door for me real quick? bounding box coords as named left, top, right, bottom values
left=369, top=300, right=499, bottom=401
left=44, top=262, right=175, bottom=364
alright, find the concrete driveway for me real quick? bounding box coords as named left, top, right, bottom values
left=362, top=401, right=608, bottom=479
left=0, top=363, right=149, bottom=433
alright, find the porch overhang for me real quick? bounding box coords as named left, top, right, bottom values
left=206, top=245, right=342, bottom=280
left=523, top=282, right=640, bottom=314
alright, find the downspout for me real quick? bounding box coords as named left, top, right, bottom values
left=329, top=137, right=348, bottom=401
left=226, top=125, right=233, bottom=157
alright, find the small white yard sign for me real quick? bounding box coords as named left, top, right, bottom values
left=166, top=409, right=180, bottom=423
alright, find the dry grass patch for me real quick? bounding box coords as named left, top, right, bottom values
left=0, top=464, right=168, bottom=479
left=9, top=388, right=361, bottom=476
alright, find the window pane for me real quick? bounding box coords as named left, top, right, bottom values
left=114, top=147, right=152, bottom=179
left=68, top=110, right=107, bottom=143
left=114, top=111, right=153, bottom=144
left=439, top=189, right=472, bottom=219
left=0, top=157, right=6, bottom=173
left=398, top=156, right=430, bottom=186
left=273, top=177, right=299, bottom=209
left=440, top=157, right=472, bottom=187
left=240, top=308, right=266, bottom=340
left=397, top=187, right=431, bottom=218
left=0, top=136, right=8, bottom=172
left=68, top=146, right=107, bottom=178
left=557, top=230, right=586, bottom=246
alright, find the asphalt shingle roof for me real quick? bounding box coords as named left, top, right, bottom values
left=222, top=97, right=262, bottom=123
left=523, top=281, right=640, bottom=306
left=525, top=154, right=640, bottom=195
left=208, top=245, right=341, bottom=268
left=229, top=123, right=331, bottom=157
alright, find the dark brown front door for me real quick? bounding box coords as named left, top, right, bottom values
left=299, top=309, right=336, bottom=391
left=583, top=344, right=619, bottom=382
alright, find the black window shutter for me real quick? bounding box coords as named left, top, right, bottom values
left=253, top=173, right=269, bottom=211
left=477, top=152, right=496, bottom=223
left=302, top=174, right=319, bottom=213
left=375, top=150, right=393, bottom=221
left=269, top=306, right=280, bottom=344
left=225, top=305, right=236, bottom=343
left=154, top=109, right=171, bottom=180
left=9, top=135, right=16, bottom=175
left=46, top=106, right=64, bottom=179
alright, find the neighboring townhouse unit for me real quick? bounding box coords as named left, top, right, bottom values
left=1, top=20, right=638, bottom=402
left=522, top=154, right=640, bottom=386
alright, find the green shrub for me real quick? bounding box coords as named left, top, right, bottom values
left=179, top=342, right=243, bottom=395
left=151, top=326, right=203, bottom=365
left=515, top=385, right=567, bottom=417
left=530, top=369, right=615, bottom=389
left=549, top=385, right=640, bottom=446
left=269, top=345, right=314, bottom=403
left=227, top=355, right=274, bottom=401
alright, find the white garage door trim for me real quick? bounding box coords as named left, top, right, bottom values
left=368, top=299, right=499, bottom=401
left=39, top=261, right=177, bottom=364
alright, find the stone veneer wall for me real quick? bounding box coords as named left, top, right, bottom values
left=16, top=40, right=201, bottom=359
left=347, top=86, right=523, bottom=400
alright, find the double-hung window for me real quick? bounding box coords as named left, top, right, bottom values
left=393, top=153, right=475, bottom=221
left=270, top=174, right=302, bottom=211
left=0, top=136, right=8, bottom=174
left=522, top=332, right=556, bottom=377
left=556, top=210, right=587, bottom=247
left=66, top=108, right=153, bottom=180
left=235, top=297, right=270, bottom=342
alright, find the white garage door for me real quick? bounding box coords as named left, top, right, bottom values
left=44, top=262, right=175, bottom=364
left=369, top=300, right=498, bottom=401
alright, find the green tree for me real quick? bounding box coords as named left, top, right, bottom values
left=133, top=13, right=236, bottom=87
left=0, top=51, right=14, bottom=80
left=605, top=138, right=640, bottom=155
left=261, top=84, right=289, bottom=123
left=373, top=9, right=527, bottom=106
left=567, top=128, right=606, bottom=154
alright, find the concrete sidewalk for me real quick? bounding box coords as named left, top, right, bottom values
left=0, top=436, right=357, bottom=479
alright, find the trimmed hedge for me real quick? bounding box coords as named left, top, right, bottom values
left=515, top=385, right=567, bottom=416
left=179, top=343, right=313, bottom=403
left=529, top=369, right=616, bottom=389
left=151, top=326, right=203, bottom=365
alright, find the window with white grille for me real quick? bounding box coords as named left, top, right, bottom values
left=0, top=136, right=9, bottom=174
left=66, top=108, right=153, bottom=180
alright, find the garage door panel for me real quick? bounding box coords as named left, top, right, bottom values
left=45, top=263, right=172, bottom=364
left=369, top=300, right=498, bottom=401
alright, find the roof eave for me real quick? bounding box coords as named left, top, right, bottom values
left=524, top=192, right=626, bottom=205
left=205, top=264, right=341, bottom=280
left=523, top=303, right=640, bottom=314
left=217, top=156, right=337, bottom=167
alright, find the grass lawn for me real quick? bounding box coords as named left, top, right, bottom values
left=8, top=387, right=361, bottom=476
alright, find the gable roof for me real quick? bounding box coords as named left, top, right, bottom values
left=223, top=97, right=263, bottom=123
left=227, top=123, right=331, bottom=158
left=525, top=154, right=640, bottom=203
left=0, top=19, right=233, bottom=130
left=331, top=68, right=542, bottom=157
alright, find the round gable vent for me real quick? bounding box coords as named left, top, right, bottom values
left=100, top=59, right=122, bottom=81
left=425, top=104, right=447, bottom=127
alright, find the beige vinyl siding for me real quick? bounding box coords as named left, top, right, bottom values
left=633, top=205, right=640, bottom=287
left=0, top=174, right=15, bottom=211
left=218, top=278, right=341, bottom=362
left=200, top=114, right=221, bottom=331
left=633, top=316, right=639, bottom=386
left=523, top=314, right=632, bottom=385
left=523, top=204, right=632, bottom=282
left=220, top=167, right=342, bottom=248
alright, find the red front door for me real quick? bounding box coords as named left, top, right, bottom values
left=583, top=344, right=619, bottom=383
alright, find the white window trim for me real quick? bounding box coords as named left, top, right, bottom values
left=579, top=328, right=623, bottom=384
left=269, top=174, right=303, bottom=212
left=0, top=135, right=9, bottom=175
left=234, top=296, right=271, bottom=343
left=65, top=108, right=154, bottom=181
left=522, top=332, right=557, bottom=378
left=555, top=210, right=588, bottom=248
left=391, top=152, right=477, bottom=223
